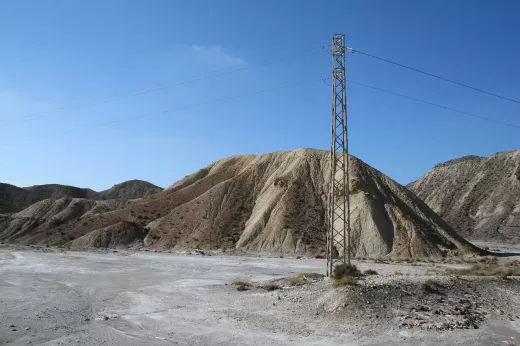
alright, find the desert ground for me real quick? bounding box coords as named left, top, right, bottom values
left=1, top=245, right=520, bottom=346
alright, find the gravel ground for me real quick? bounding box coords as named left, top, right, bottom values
left=1, top=245, right=520, bottom=345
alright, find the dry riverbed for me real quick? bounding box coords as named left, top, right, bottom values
left=1, top=245, right=520, bottom=345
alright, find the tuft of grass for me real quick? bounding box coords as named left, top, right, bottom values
left=262, top=283, right=281, bottom=291
left=333, top=276, right=358, bottom=287
left=364, top=269, right=378, bottom=275
left=422, top=279, right=440, bottom=294
left=447, top=262, right=520, bottom=277
left=287, top=276, right=304, bottom=286
left=333, top=264, right=362, bottom=279
left=232, top=279, right=253, bottom=291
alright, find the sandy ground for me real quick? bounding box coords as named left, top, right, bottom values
left=1, top=246, right=520, bottom=346
left=472, top=241, right=520, bottom=257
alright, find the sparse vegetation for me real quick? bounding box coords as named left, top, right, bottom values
left=232, top=279, right=253, bottom=291
left=364, top=269, right=378, bottom=275
left=422, top=279, right=441, bottom=294
left=374, top=256, right=389, bottom=264
left=262, top=283, right=281, bottom=291
left=442, top=255, right=498, bottom=265
left=287, top=275, right=304, bottom=286
left=331, top=264, right=362, bottom=288
left=301, top=272, right=324, bottom=280
left=333, top=263, right=362, bottom=279
left=284, top=272, right=324, bottom=286
left=314, top=252, right=325, bottom=259
left=333, top=276, right=358, bottom=287
left=477, top=256, right=498, bottom=265
left=447, top=261, right=520, bottom=277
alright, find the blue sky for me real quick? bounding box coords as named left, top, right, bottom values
left=1, top=0, right=518, bottom=190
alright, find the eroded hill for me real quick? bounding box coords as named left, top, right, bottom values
left=408, top=150, right=520, bottom=242
left=0, top=180, right=163, bottom=213
left=0, top=149, right=482, bottom=258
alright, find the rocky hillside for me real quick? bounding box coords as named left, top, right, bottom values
left=0, top=149, right=482, bottom=258
left=0, top=180, right=162, bottom=213
left=0, top=183, right=96, bottom=213
left=408, top=150, right=520, bottom=242
left=0, top=184, right=34, bottom=213
left=99, top=180, right=163, bottom=200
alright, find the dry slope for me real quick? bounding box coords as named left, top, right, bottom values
left=0, top=149, right=482, bottom=257
left=408, top=150, right=520, bottom=242
left=0, top=183, right=96, bottom=213
left=98, top=180, right=163, bottom=200
left=0, top=180, right=162, bottom=213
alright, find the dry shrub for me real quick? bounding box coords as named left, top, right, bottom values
left=285, top=273, right=324, bottom=287
left=232, top=279, right=252, bottom=291
left=364, top=269, right=378, bottom=275
left=444, top=256, right=465, bottom=264
left=477, top=256, right=498, bottom=265
left=314, top=248, right=326, bottom=259
left=374, top=257, right=389, bottom=264
left=333, top=264, right=362, bottom=279
left=422, top=279, right=440, bottom=294
left=314, top=247, right=339, bottom=259
left=262, top=283, right=281, bottom=291
left=333, top=276, right=358, bottom=287
left=288, top=276, right=304, bottom=286
left=447, top=249, right=460, bottom=257
left=301, top=272, right=325, bottom=280
left=447, top=261, right=520, bottom=277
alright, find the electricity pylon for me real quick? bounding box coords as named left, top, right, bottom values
left=326, top=34, right=351, bottom=276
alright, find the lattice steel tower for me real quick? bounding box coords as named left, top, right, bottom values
left=326, top=34, right=351, bottom=276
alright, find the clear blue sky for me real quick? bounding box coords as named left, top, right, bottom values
left=1, top=0, right=518, bottom=190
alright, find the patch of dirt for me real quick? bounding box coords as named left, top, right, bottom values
left=233, top=271, right=520, bottom=340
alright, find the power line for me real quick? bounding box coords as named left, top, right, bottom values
left=348, top=79, right=520, bottom=129
left=3, top=46, right=328, bottom=127
left=347, top=47, right=520, bottom=105
left=11, top=77, right=328, bottom=144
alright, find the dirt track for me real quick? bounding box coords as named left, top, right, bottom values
left=1, top=247, right=520, bottom=345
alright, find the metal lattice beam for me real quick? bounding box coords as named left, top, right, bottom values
left=327, top=34, right=351, bottom=277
